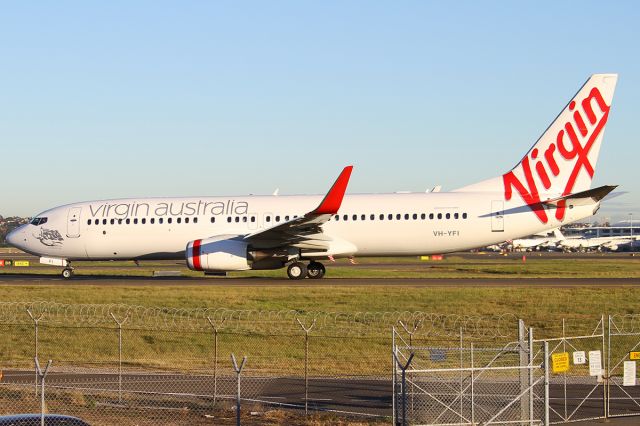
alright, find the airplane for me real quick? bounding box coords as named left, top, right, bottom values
left=510, top=229, right=565, bottom=252
left=557, top=235, right=635, bottom=252
left=6, top=74, right=619, bottom=280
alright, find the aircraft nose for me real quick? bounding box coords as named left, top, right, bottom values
left=6, top=226, right=26, bottom=248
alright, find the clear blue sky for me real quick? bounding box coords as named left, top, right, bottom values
left=1, top=1, right=639, bottom=223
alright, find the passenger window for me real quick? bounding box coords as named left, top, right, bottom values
left=167, top=218, right=172, bottom=224
left=194, top=217, right=198, bottom=223
left=412, top=214, right=417, bottom=220
left=403, top=214, right=408, bottom=220
left=388, top=214, right=393, bottom=220
left=185, top=217, right=189, bottom=224
left=446, top=213, right=450, bottom=219
left=275, top=216, right=280, bottom=222
left=454, top=213, right=459, bottom=219
left=396, top=214, right=401, bottom=220
left=134, top=218, right=138, bottom=224
left=462, top=213, right=468, bottom=219
left=361, top=214, right=366, bottom=220
left=437, top=213, right=442, bottom=219
left=211, top=217, right=215, bottom=223
left=110, top=219, right=115, bottom=225
left=429, top=213, right=434, bottom=220
left=266, top=216, right=271, bottom=222
left=421, top=213, right=426, bottom=220
left=343, top=215, right=348, bottom=221
left=94, top=219, right=99, bottom=225
left=177, top=218, right=181, bottom=224
left=227, top=217, right=232, bottom=223
left=242, top=217, right=247, bottom=223
left=370, top=214, right=375, bottom=220
left=159, top=218, right=163, bottom=224
left=126, top=218, right=131, bottom=225
left=87, top=219, right=91, bottom=225
left=142, top=218, right=146, bottom=224
left=151, top=218, right=155, bottom=224
left=251, top=216, right=255, bottom=223
left=118, top=219, right=123, bottom=225
left=235, top=217, right=239, bottom=223
left=285, top=215, right=289, bottom=221
left=335, top=215, right=339, bottom=221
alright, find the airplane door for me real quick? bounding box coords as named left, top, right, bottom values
left=491, top=201, right=504, bottom=232
left=67, top=207, right=82, bottom=238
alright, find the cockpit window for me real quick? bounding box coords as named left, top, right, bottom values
left=30, top=217, right=48, bottom=226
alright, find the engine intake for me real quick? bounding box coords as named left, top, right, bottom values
left=186, top=236, right=250, bottom=272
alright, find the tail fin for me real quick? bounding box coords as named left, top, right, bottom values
left=455, top=74, right=618, bottom=196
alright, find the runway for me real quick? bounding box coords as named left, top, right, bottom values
left=1, top=274, right=640, bottom=287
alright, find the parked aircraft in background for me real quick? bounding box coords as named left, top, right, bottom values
left=6, top=74, right=619, bottom=279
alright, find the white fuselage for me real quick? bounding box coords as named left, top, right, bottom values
left=10, top=191, right=597, bottom=262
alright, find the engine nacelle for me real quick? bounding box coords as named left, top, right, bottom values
left=186, top=236, right=250, bottom=272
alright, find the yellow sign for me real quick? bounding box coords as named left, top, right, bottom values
left=630, top=352, right=640, bottom=360
left=13, top=261, right=29, bottom=267
left=552, top=352, right=570, bottom=373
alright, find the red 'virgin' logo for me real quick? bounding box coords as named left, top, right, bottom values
left=503, top=87, right=610, bottom=223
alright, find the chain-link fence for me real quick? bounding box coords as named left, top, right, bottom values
left=1, top=302, right=640, bottom=425
left=0, top=302, right=518, bottom=425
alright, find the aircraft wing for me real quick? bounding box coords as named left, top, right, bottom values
left=243, top=166, right=353, bottom=250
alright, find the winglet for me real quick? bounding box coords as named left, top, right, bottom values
left=312, top=166, right=353, bottom=215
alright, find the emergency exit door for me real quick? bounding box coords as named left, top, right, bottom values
left=491, top=200, right=504, bottom=232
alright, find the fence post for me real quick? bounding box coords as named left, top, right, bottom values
left=470, top=342, right=475, bottom=425
left=398, top=319, right=422, bottom=348
left=27, top=308, right=44, bottom=397
left=207, top=316, right=226, bottom=406
left=544, top=341, right=550, bottom=426
left=34, top=357, right=52, bottom=426
left=459, top=326, right=464, bottom=425
left=392, top=327, right=397, bottom=426
left=296, top=317, right=316, bottom=416
left=602, top=313, right=608, bottom=420
left=518, top=319, right=530, bottom=421
left=231, top=353, right=247, bottom=426
left=110, top=312, right=129, bottom=404
left=393, top=351, right=414, bottom=426
left=529, top=327, right=534, bottom=425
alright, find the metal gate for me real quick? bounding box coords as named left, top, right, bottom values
left=392, top=327, right=548, bottom=425
left=607, top=314, right=640, bottom=418
left=532, top=317, right=606, bottom=424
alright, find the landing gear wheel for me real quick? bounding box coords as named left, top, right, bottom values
left=287, top=262, right=308, bottom=280
left=61, top=268, right=74, bottom=279
left=307, top=262, right=326, bottom=279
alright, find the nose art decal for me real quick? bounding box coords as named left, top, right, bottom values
left=33, top=228, right=64, bottom=247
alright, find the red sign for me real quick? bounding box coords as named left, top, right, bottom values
left=0, top=260, right=4, bottom=267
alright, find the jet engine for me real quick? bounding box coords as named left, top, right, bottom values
left=186, top=235, right=292, bottom=272
left=186, top=236, right=250, bottom=272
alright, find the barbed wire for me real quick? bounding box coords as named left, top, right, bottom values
left=0, top=301, right=519, bottom=338
left=610, top=314, right=640, bottom=334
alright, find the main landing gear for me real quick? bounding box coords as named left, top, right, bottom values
left=286, top=261, right=326, bottom=280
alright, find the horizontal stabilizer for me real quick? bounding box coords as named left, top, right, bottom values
left=542, top=185, right=617, bottom=207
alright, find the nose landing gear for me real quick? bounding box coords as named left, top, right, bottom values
left=61, top=266, right=74, bottom=279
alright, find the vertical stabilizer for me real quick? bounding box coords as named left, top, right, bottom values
left=454, top=74, right=617, bottom=212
